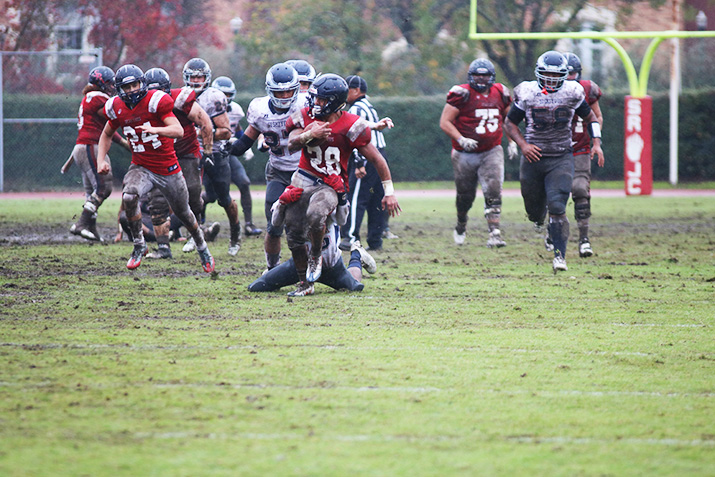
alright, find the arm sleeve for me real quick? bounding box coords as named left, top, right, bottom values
left=229, top=133, right=255, bottom=156
left=506, top=104, right=526, bottom=124
left=575, top=100, right=592, bottom=119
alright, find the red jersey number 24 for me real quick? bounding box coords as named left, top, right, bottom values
left=123, top=122, right=161, bottom=153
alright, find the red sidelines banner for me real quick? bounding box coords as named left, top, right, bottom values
left=624, top=96, right=653, bottom=195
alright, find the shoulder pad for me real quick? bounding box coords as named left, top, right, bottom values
left=289, top=108, right=305, bottom=128
left=347, top=116, right=369, bottom=143
left=104, top=97, right=118, bottom=120
left=148, top=90, right=166, bottom=113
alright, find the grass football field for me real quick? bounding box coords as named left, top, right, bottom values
left=1, top=192, right=713, bottom=476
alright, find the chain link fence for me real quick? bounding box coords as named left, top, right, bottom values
left=2, top=46, right=715, bottom=192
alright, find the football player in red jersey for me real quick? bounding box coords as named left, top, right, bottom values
left=440, top=58, right=513, bottom=249
left=142, top=67, right=215, bottom=260
left=68, top=66, right=131, bottom=242
left=564, top=52, right=604, bottom=258
left=95, top=64, right=214, bottom=273
left=278, top=74, right=400, bottom=296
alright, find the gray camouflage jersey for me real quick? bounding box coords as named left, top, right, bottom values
left=195, top=86, right=229, bottom=153
left=512, top=80, right=586, bottom=158
left=245, top=92, right=309, bottom=172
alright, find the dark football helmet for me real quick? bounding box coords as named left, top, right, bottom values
left=88, top=66, right=115, bottom=95
left=145, top=67, right=172, bottom=93
left=285, top=59, right=316, bottom=85
left=467, top=58, right=496, bottom=93
left=564, top=52, right=582, bottom=80
left=534, top=50, right=569, bottom=93
left=265, top=63, right=300, bottom=110
left=308, top=74, right=348, bottom=119
left=182, top=58, right=212, bottom=93
left=115, top=64, right=148, bottom=108
left=212, top=76, right=236, bottom=102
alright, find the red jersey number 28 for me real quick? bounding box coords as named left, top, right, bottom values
left=307, top=145, right=341, bottom=175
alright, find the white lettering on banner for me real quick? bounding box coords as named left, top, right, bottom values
left=626, top=99, right=642, bottom=132
left=625, top=98, right=643, bottom=194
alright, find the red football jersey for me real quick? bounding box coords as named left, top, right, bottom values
left=286, top=108, right=371, bottom=185
left=76, top=91, right=111, bottom=145
left=170, top=87, right=200, bottom=159
left=105, top=89, right=180, bottom=175
left=446, top=82, right=511, bottom=153
left=571, top=79, right=602, bottom=156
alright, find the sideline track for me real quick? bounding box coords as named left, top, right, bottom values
left=1, top=188, right=714, bottom=200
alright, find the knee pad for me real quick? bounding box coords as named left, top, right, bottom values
left=547, top=199, right=568, bottom=217
left=216, top=191, right=233, bottom=209
left=122, top=192, right=139, bottom=209
left=574, top=200, right=591, bottom=220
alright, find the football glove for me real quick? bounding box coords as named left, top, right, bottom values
left=458, top=136, right=479, bottom=152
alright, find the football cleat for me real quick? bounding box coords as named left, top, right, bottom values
left=453, top=228, right=466, bottom=245
left=205, top=222, right=221, bottom=242
left=544, top=235, right=554, bottom=252
left=81, top=224, right=103, bottom=242
left=198, top=247, right=215, bottom=273
left=287, top=281, right=315, bottom=297
left=579, top=238, right=594, bottom=257
left=382, top=229, right=399, bottom=239
left=351, top=240, right=377, bottom=274
left=147, top=245, right=173, bottom=259
left=228, top=241, right=241, bottom=256
left=552, top=255, right=568, bottom=273
left=487, top=229, right=506, bottom=248
left=126, top=243, right=148, bottom=270
left=306, top=254, right=323, bottom=282
left=244, top=222, right=263, bottom=236
left=182, top=237, right=196, bottom=252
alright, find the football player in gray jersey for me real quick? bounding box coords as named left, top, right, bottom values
left=228, top=62, right=309, bottom=271
left=504, top=50, right=604, bottom=273
left=182, top=58, right=243, bottom=257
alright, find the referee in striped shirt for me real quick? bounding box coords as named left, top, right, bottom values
left=339, top=75, right=389, bottom=252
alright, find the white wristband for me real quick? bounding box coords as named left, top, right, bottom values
left=589, top=122, right=602, bottom=139
left=299, top=130, right=314, bottom=144
left=382, top=180, right=395, bottom=196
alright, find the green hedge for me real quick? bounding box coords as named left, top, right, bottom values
left=3, top=89, right=714, bottom=191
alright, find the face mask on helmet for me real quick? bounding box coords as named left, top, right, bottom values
left=265, top=63, right=300, bottom=110
left=467, top=59, right=496, bottom=93
left=182, top=58, right=212, bottom=93
left=308, top=74, right=348, bottom=119
left=145, top=68, right=172, bottom=94
left=212, top=76, right=236, bottom=102
left=115, top=64, right=148, bottom=108
left=535, top=51, right=569, bottom=93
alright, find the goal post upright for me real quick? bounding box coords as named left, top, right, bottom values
left=468, top=0, right=715, bottom=194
